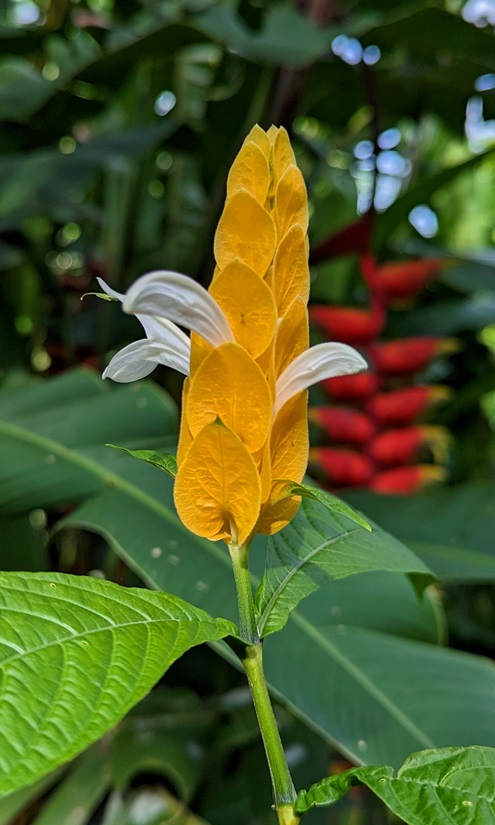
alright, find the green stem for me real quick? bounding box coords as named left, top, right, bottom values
left=228, top=541, right=259, bottom=646
left=228, top=542, right=300, bottom=824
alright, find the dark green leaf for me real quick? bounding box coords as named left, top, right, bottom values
left=264, top=622, right=495, bottom=767
left=194, top=5, right=333, bottom=68
left=0, top=368, right=178, bottom=517
left=28, top=748, right=110, bottom=825
left=345, top=483, right=495, bottom=582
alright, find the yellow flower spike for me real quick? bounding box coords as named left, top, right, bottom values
left=273, top=296, right=309, bottom=378
left=227, top=141, right=271, bottom=205
left=174, top=419, right=261, bottom=544
left=102, top=125, right=368, bottom=543
left=209, top=260, right=277, bottom=358
left=275, top=165, right=309, bottom=239
left=214, top=189, right=276, bottom=276
left=270, top=224, right=310, bottom=316
left=186, top=342, right=272, bottom=453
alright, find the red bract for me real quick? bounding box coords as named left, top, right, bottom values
left=366, top=386, right=452, bottom=427
left=323, top=371, right=379, bottom=401
left=371, top=337, right=459, bottom=376
left=373, top=259, right=444, bottom=304
left=309, top=406, right=376, bottom=444
left=368, top=426, right=449, bottom=468
left=310, top=305, right=384, bottom=344
left=370, top=465, right=446, bottom=494
left=309, top=447, right=374, bottom=487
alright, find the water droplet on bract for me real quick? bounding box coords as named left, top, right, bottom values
left=45, top=454, right=56, bottom=464
left=331, top=606, right=342, bottom=617
left=357, top=739, right=367, bottom=752
left=150, top=547, right=162, bottom=559
left=195, top=580, right=209, bottom=593
left=337, top=624, right=347, bottom=634
left=168, top=554, right=180, bottom=565
left=136, top=397, right=148, bottom=408
left=168, top=539, right=178, bottom=550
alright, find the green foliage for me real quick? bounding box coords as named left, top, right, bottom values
left=346, top=484, right=495, bottom=582
left=255, top=497, right=433, bottom=637
left=106, top=444, right=178, bottom=477
left=285, top=482, right=371, bottom=531
left=1, top=0, right=495, bottom=820
left=295, top=746, right=495, bottom=824
left=0, top=571, right=235, bottom=797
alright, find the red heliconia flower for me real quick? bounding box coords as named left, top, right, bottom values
left=371, top=338, right=460, bottom=377
left=323, top=371, right=379, bottom=401
left=372, top=259, right=444, bottom=305
left=368, top=426, right=450, bottom=468
left=310, top=305, right=384, bottom=344
left=309, top=213, right=373, bottom=262
left=309, top=447, right=374, bottom=487
left=366, top=385, right=452, bottom=427
left=370, top=465, right=446, bottom=494
left=309, top=406, right=376, bottom=444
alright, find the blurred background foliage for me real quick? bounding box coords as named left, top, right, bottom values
left=1, top=0, right=495, bottom=822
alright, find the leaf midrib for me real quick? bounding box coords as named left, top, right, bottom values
left=281, top=615, right=436, bottom=753
left=0, top=418, right=229, bottom=569
left=0, top=608, right=225, bottom=665
left=257, top=527, right=357, bottom=634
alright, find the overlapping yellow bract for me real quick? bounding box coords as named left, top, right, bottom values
left=174, top=125, right=310, bottom=545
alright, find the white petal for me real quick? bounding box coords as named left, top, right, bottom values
left=274, top=342, right=367, bottom=415
left=103, top=338, right=190, bottom=383
left=138, top=314, right=191, bottom=362
left=123, top=270, right=233, bottom=347
left=96, top=277, right=125, bottom=302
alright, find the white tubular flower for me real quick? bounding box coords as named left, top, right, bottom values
left=274, top=342, right=368, bottom=416
left=98, top=277, right=192, bottom=382
left=123, top=270, right=234, bottom=348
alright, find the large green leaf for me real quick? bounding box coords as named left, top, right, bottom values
left=345, top=484, right=495, bottom=582
left=263, top=621, right=495, bottom=767
left=255, top=497, right=434, bottom=636
left=295, top=746, right=495, bottom=824
left=0, top=571, right=235, bottom=797
left=0, top=57, right=53, bottom=120
left=0, top=368, right=177, bottom=517
left=390, top=296, right=495, bottom=336
left=194, top=5, right=333, bottom=68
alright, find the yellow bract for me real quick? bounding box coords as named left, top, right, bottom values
left=271, top=224, right=310, bottom=316
left=209, top=261, right=277, bottom=358
left=214, top=190, right=276, bottom=276
left=187, top=343, right=272, bottom=453
left=176, top=125, right=311, bottom=545
left=226, top=141, right=270, bottom=204
left=174, top=420, right=261, bottom=545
